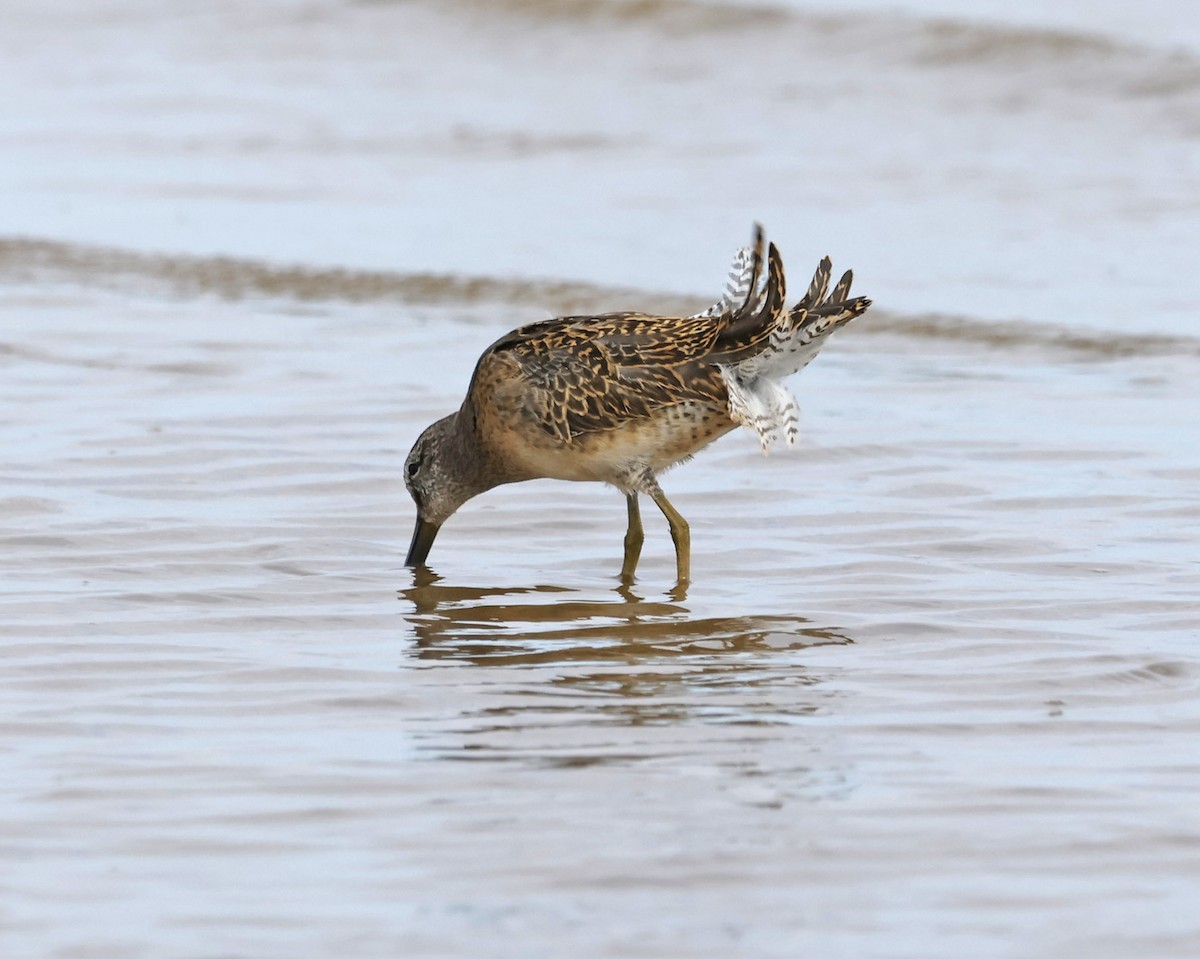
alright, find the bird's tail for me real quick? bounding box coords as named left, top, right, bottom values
left=699, top=225, right=871, bottom=452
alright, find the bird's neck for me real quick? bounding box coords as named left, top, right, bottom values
left=440, top=406, right=505, bottom=499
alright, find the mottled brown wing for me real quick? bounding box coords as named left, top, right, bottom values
left=479, top=311, right=730, bottom=443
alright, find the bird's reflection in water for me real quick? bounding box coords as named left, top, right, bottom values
left=399, top=567, right=857, bottom=759
left=400, top=566, right=853, bottom=668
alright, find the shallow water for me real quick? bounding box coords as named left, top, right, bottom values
left=3, top=1, right=1200, bottom=957
left=3, top=271, right=1199, bottom=957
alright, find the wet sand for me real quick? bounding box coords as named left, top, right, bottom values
left=3, top=0, right=1200, bottom=955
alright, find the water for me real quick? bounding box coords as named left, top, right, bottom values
left=2, top=1, right=1200, bottom=957
left=4, top=0, right=1199, bottom=333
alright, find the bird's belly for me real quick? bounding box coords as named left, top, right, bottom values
left=504, top=402, right=737, bottom=485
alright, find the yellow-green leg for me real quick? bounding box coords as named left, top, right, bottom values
left=651, top=488, right=690, bottom=586
left=620, top=492, right=644, bottom=582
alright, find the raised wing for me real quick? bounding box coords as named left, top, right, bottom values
left=470, top=225, right=870, bottom=447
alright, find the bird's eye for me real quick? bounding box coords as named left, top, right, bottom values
left=407, top=457, right=421, bottom=479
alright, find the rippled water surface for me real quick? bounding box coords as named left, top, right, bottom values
left=3, top=273, right=1198, bottom=957
left=3, top=1, right=1200, bottom=957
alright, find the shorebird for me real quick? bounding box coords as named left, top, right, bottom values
left=404, top=225, right=870, bottom=585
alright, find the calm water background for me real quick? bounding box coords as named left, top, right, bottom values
left=2, top=1, right=1199, bottom=957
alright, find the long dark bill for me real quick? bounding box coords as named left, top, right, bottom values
left=405, top=517, right=441, bottom=567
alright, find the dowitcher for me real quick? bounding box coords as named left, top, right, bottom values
left=404, top=226, right=870, bottom=585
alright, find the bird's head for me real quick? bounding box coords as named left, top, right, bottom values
left=403, top=414, right=480, bottom=566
